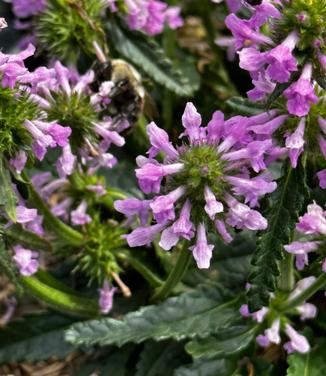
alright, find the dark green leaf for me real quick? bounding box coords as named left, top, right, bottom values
left=107, top=20, right=200, bottom=97
left=75, top=346, right=135, bottom=376
left=185, top=325, right=256, bottom=360
left=0, top=157, right=17, bottom=221
left=248, top=161, right=308, bottom=311
left=287, top=339, right=326, bottom=376
left=226, top=97, right=265, bottom=115
left=65, top=285, right=242, bottom=347
left=136, top=341, right=189, bottom=376
left=314, top=74, right=326, bottom=91
left=0, top=312, right=76, bottom=363
left=174, top=358, right=237, bottom=376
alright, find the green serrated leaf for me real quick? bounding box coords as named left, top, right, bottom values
left=287, top=340, right=326, bottom=376
left=0, top=157, right=17, bottom=221
left=174, top=358, right=237, bottom=376
left=136, top=341, right=189, bottom=376
left=226, top=97, right=265, bottom=115
left=248, top=161, right=308, bottom=311
left=0, top=312, right=76, bottom=363
left=65, top=285, right=242, bottom=347
left=185, top=325, right=256, bottom=360
left=107, top=19, right=200, bottom=97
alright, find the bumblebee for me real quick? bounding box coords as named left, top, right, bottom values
left=91, top=42, right=156, bottom=129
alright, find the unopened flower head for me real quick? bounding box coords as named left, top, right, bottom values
left=115, top=102, right=278, bottom=269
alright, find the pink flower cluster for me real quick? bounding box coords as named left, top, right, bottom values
left=225, top=1, right=326, bottom=186
left=115, top=102, right=279, bottom=269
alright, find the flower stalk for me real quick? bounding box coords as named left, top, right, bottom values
left=151, top=242, right=191, bottom=301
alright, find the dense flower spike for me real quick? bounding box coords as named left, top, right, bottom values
left=115, top=102, right=277, bottom=269
left=285, top=203, right=326, bottom=271
left=22, top=60, right=129, bottom=175
left=225, top=0, right=326, bottom=178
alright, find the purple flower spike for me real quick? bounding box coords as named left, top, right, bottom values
left=126, top=223, right=166, bottom=247
left=265, top=319, right=281, bottom=345
left=190, top=223, right=214, bottom=269
left=99, top=280, right=117, bottom=314
left=114, top=198, right=151, bottom=226
left=285, top=118, right=306, bottom=168
left=296, top=203, right=326, bottom=235
left=56, top=144, right=76, bottom=178
left=147, top=121, right=179, bottom=159
left=150, top=186, right=185, bottom=223
left=226, top=196, right=267, bottom=231
left=71, top=201, right=92, bottom=226
left=172, top=199, right=195, bottom=240
left=136, top=161, right=184, bottom=194
left=225, top=14, right=273, bottom=50
left=265, top=31, right=299, bottom=83
left=181, top=102, right=202, bottom=143
left=204, top=186, right=223, bottom=220
left=13, top=245, right=39, bottom=276
left=10, top=151, right=27, bottom=174
left=284, top=63, right=318, bottom=116
left=284, top=324, right=310, bottom=354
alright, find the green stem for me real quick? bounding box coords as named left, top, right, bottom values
left=22, top=172, right=83, bottom=247
left=279, top=273, right=326, bottom=312
left=151, top=243, right=191, bottom=301
left=6, top=224, right=52, bottom=252
left=278, top=252, right=295, bottom=292
left=116, top=249, right=163, bottom=288
left=21, top=270, right=99, bottom=317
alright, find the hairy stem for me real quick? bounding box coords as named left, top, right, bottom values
left=151, top=243, right=191, bottom=301
left=278, top=252, right=295, bottom=292
left=21, top=270, right=99, bottom=317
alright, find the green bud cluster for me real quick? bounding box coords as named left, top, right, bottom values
left=36, top=0, right=107, bottom=62
left=46, top=91, right=99, bottom=152
left=277, top=0, right=326, bottom=52
left=75, top=217, right=125, bottom=285
left=0, top=86, right=40, bottom=158
left=170, top=144, right=228, bottom=224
